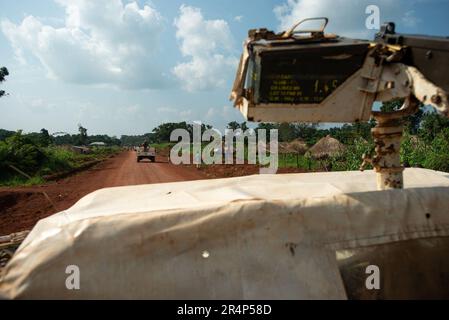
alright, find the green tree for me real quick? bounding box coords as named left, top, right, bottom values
left=407, top=108, right=424, bottom=135
left=120, top=133, right=155, bottom=146
left=153, top=122, right=188, bottom=143
left=78, top=124, right=88, bottom=145
left=40, top=128, right=52, bottom=147
left=53, top=134, right=77, bottom=145
left=419, top=111, right=449, bottom=143
left=0, top=66, right=9, bottom=98
left=380, top=99, right=404, bottom=112
left=331, top=137, right=375, bottom=171
left=256, top=122, right=279, bottom=141
left=227, top=121, right=240, bottom=130
left=278, top=123, right=295, bottom=142
left=423, top=128, right=449, bottom=171
left=151, top=122, right=215, bottom=143
left=0, top=131, right=43, bottom=175
left=292, top=123, right=321, bottom=145
left=240, top=122, right=248, bottom=131
left=0, top=129, right=15, bottom=141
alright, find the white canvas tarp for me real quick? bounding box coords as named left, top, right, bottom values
left=1, top=168, right=449, bottom=299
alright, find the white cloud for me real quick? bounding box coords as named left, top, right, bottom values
left=234, top=15, right=244, bottom=22
left=1, top=0, right=167, bottom=89
left=402, top=10, right=420, bottom=28
left=180, top=109, right=192, bottom=117
left=205, top=105, right=244, bottom=129
left=274, top=0, right=419, bottom=39
left=172, top=5, right=238, bottom=92
left=206, top=107, right=216, bottom=119
left=157, top=107, right=177, bottom=114
left=27, top=97, right=57, bottom=113
left=113, top=104, right=141, bottom=121
left=156, top=106, right=192, bottom=120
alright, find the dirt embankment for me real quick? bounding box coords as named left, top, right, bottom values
left=0, top=151, right=205, bottom=235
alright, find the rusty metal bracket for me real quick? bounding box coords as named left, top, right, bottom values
left=361, top=96, right=419, bottom=190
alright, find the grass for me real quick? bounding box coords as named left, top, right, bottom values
left=152, top=142, right=175, bottom=150
left=0, top=145, right=121, bottom=187
left=39, top=146, right=121, bottom=175
left=278, top=153, right=320, bottom=170
left=160, top=141, right=323, bottom=170
left=0, top=175, right=45, bottom=187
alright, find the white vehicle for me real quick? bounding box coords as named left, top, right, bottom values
left=136, top=145, right=156, bottom=162
left=1, top=169, right=449, bottom=299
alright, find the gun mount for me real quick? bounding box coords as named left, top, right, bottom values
left=230, top=19, right=449, bottom=190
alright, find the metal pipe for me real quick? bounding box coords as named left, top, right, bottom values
left=360, top=96, right=419, bottom=190
left=371, top=118, right=404, bottom=189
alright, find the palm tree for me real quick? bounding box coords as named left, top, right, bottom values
left=227, top=121, right=240, bottom=130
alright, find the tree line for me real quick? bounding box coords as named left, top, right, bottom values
left=1, top=105, right=448, bottom=149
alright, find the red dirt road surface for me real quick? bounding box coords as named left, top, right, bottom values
left=0, top=151, right=205, bottom=235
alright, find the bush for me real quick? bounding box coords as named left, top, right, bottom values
left=0, top=131, right=122, bottom=186
left=0, top=131, right=44, bottom=175
left=422, top=128, right=449, bottom=172
left=401, top=129, right=449, bottom=172
left=330, top=138, right=374, bottom=171
left=40, top=147, right=76, bottom=174
left=329, top=130, right=449, bottom=173
left=400, top=133, right=427, bottom=168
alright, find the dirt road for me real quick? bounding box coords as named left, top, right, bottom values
left=0, top=151, right=205, bottom=234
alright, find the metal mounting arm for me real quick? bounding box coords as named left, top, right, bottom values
left=361, top=96, right=419, bottom=190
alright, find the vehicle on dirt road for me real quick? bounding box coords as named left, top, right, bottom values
left=136, top=145, right=156, bottom=163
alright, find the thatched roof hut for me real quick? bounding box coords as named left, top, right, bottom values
left=289, top=139, right=308, bottom=154
left=308, top=135, right=345, bottom=159
left=279, top=139, right=308, bottom=155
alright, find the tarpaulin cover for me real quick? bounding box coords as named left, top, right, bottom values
left=1, top=168, right=449, bottom=299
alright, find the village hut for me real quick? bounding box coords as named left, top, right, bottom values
left=308, top=135, right=345, bottom=159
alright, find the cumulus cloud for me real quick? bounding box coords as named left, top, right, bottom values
left=172, top=5, right=238, bottom=92
left=1, top=0, right=167, bottom=89
left=274, top=0, right=419, bottom=39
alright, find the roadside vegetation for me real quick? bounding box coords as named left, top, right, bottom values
left=220, top=100, right=449, bottom=173
left=0, top=130, right=121, bottom=186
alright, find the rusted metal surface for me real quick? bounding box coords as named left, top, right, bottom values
left=360, top=124, right=404, bottom=190
left=361, top=97, right=419, bottom=190
left=371, top=121, right=404, bottom=190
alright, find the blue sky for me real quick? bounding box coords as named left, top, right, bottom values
left=0, top=0, right=448, bottom=136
